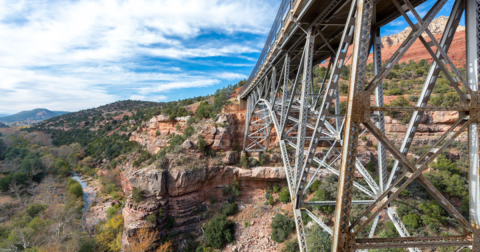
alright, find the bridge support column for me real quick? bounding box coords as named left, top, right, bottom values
left=467, top=0, right=480, bottom=250
left=238, top=96, right=248, bottom=110
left=332, top=0, right=373, bottom=250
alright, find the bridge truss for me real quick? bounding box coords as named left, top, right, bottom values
left=241, top=0, right=480, bottom=251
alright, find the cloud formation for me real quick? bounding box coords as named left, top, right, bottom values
left=0, top=0, right=278, bottom=114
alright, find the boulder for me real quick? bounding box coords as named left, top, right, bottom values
left=181, top=140, right=193, bottom=150
left=432, top=111, right=458, bottom=124
left=223, top=151, right=238, bottom=165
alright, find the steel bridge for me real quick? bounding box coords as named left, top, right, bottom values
left=239, top=0, right=480, bottom=251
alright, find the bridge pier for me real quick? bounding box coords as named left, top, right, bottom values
left=237, top=96, right=248, bottom=110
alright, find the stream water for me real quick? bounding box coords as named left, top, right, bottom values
left=70, top=172, right=95, bottom=212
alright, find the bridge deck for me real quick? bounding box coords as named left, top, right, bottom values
left=239, top=0, right=427, bottom=99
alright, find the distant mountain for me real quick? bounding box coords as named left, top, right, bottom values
left=0, top=108, right=69, bottom=123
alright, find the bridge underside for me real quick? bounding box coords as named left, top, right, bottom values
left=241, top=0, right=480, bottom=251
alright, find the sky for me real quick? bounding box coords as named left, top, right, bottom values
left=0, top=0, right=466, bottom=115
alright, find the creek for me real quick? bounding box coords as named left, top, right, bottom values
left=70, top=172, right=95, bottom=212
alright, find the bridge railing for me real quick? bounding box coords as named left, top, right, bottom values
left=238, top=0, right=296, bottom=97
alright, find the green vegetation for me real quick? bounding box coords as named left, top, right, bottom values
left=268, top=194, right=275, bottom=206
left=306, top=225, right=331, bottom=251
left=279, top=187, right=291, bottom=204
left=68, top=180, right=84, bottom=198
left=132, top=187, right=145, bottom=203
left=222, top=203, right=238, bottom=216
left=271, top=213, right=295, bottom=243
left=282, top=240, right=300, bottom=252
left=204, top=214, right=235, bottom=249
left=183, top=125, right=195, bottom=138
left=222, top=177, right=241, bottom=199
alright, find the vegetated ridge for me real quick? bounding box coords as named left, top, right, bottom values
left=0, top=108, right=69, bottom=123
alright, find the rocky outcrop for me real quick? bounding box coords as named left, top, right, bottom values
left=381, top=16, right=465, bottom=47
left=130, top=107, right=249, bottom=154
left=121, top=164, right=286, bottom=249
left=126, top=165, right=167, bottom=196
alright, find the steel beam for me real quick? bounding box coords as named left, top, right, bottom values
left=467, top=0, right=480, bottom=250
left=332, top=0, right=373, bottom=250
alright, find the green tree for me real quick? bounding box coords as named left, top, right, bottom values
left=195, top=135, right=207, bottom=153
left=68, top=182, right=83, bottom=198
left=0, top=172, right=27, bottom=192
left=195, top=102, right=213, bottom=119
left=183, top=126, right=195, bottom=138
left=279, top=187, right=291, bottom=204
left=271, top=213, right=295, bottom=243
left=402, top=214, right=421, bottom=229
left=204, top=214, right=235, bottom=249
left=268, top=194, right=274, bottom=206
left=306, top=225, right=331, bottom=251
left=222, top=203, right=238, bottom=216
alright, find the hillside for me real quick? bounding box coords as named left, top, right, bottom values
left=0, top=108, right=69, bottom=123
left=321, top=16, right=466, bottom=68
left=0, top=122, right=8, bottom=128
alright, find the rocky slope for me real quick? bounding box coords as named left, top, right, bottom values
left=321, top=16, right=466, bottom=67
left=120, top=164, right=287, bottom=249
left=380, top=16, right=465, bottom=47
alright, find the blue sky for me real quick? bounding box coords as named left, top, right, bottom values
left=0, top=0, right=465, bottom=114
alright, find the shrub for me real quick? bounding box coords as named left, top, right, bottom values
left=259, top=153, right=266, bottom=166
left=249, top=157, right=258, bottom=167
left=156, top=130, right=160, bottom=136
left=25, top=204, right=47, bottom=217
left=132, top=187, right=145, bottom=203
left=306, top=225, right=331, bottom=251
left=222, top=178, right=241, bottom=198
left=365, top=160, right=376, bottom=174
left=273, top=185, right=280, bottom=193
left=197, top=135, right=207, bottom=154
left=408, top=95, right=419, bottom=102
left=361, top=135, right=367, bottom=142
left=222, top=203, right=238, bottom=216
left=204, top=214, right=235, bottom=249
left=183, top=126, right=195, bottom=138
left=306, top=180, right=322, bottom=194
left=313, top=189, right=334, bottom=214
left=402, top=214, right=421, bottom=229
left=279, top=187, right=291, bottom=204
left=264, top=192, right=270, bottom=200
left=271, top=213, right=295, bottom=243
left=418, top=201, right=445, bottom=231
left=268, top=195, right=275, bottom=206
left=146, top=215, right=156, bottom=223
left=106, top=206, right=120, bottom=219
left=68, top=182, right=83, bottom=198
left=187, top=117, right=195, bottom=125
left=196, top=102, right=213, bottom=119
left=282, top=240, right=300, bottom=252
left=240, top=154, right=249, bottom=168
left=168, top=134, right=185, bottom=152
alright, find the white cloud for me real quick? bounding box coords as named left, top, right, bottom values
left=0, top=0, right=277, bottom=113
